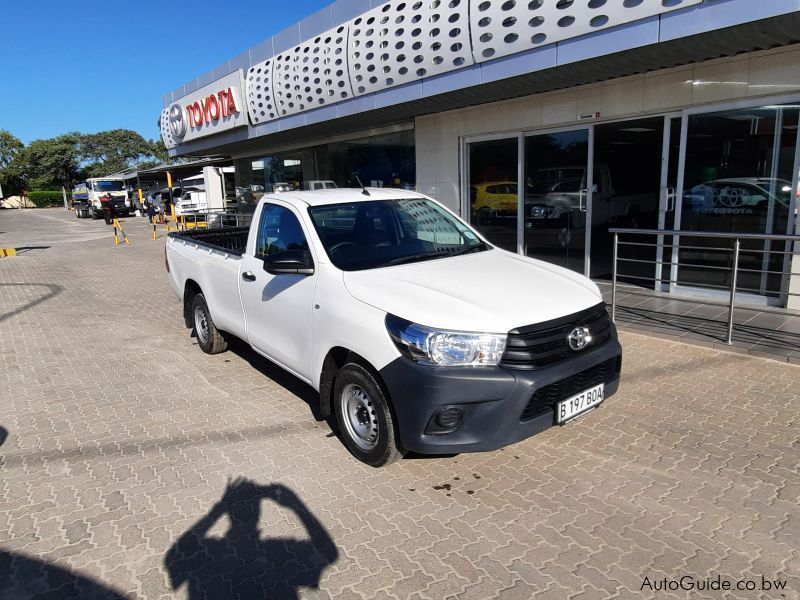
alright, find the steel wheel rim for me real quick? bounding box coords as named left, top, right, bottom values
left=340, top=383, right=379, bottom=451
left=194, top=306, right=209, bottom=345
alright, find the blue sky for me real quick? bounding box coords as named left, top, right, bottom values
left=0, top=0, right=330, bottom=144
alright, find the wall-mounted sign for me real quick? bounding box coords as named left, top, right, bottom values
left=161, top=70, right=247, bottom=149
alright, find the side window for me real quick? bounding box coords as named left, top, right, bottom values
left=255, top=204, right=309, bottom=260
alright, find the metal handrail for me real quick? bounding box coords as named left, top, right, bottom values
left=608, top=228, right=800, bottom=345
left=608, top=228, right=800, bottom=241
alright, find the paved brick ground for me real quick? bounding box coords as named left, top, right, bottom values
left=1, top=209, right=799, bottom=600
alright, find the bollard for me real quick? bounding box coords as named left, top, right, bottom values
left=112, top=219, right=131, bottom=246
left=152, top=222, right=157, bottom=240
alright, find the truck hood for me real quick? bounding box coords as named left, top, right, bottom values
left=342, top=249, right=602, bottom=333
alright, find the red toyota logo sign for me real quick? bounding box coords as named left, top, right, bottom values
left=183, top=87, right=240, bottom=130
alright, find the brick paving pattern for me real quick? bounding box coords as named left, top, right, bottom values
left=1, top=209, right=799, bottom=599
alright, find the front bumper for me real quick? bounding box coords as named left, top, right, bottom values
left=379, top=332, right=622, bottom=454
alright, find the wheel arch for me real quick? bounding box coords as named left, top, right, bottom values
left=318, top=347, right=394, bottom=421
left=183, top=279, right=203, bottom=329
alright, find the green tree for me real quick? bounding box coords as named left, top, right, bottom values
left=0, top=130, right=24, bottom=194
left=148, top=138, right=168, bottom=164
left=82, top=129, right=162, bottom=176
left=0, top=130, right=23, bottom=170
left=14, top=133, right=84, bottom=191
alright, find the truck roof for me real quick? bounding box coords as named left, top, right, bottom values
left=263, top=187, right=424, bottom=207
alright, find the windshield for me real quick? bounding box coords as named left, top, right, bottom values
left=308, top=198, right=489, bottom=271
left=93, top=180, right=125, bottom=192
left=530, top=178, right=582, bottom=194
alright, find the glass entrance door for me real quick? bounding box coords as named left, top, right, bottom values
left=589, top=116, right=671, bottom=280
left=523, top=128, right=590, bottom=274
left=467, top=137, right=519, bottom=252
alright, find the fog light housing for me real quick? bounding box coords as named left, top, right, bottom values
left=425, top=404, right=474, bottom=435
left=436, top=406, right=463, bottom=429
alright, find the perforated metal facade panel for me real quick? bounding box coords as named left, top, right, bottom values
left=159, top=108, right=178, bottom=150
left=272, top=24, right=353, bottom=118
left=470, top=0, right=704, bottom=63
left=246, top=58, right=277, bottom=125
left=166, top=0, right=727, bottom=150
left=348, top=0, right=475, bottom=96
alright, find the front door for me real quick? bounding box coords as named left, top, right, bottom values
left=589, top=116, right=678, bottom=281
left=523, top=128, right=591, bottom=275
left=239, top=201, right=317, bottom=381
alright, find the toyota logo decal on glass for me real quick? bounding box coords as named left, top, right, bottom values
left=567, top=326, right=592, bottom=351
left=168, top=104, right=187, bottom=139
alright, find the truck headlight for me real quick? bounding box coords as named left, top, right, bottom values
left=386, top=314, right=506, bottom=367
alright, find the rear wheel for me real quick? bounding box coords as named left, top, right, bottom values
left=334, top=362, right=405, bottom=467
left=191, top=293, right=228, bottom=354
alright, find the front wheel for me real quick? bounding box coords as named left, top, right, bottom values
left=334, top=363, right=405, bottom=467
left=191, top=293, right=228, bottom=354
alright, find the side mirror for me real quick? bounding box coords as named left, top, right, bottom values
left=264, top=249, right=314, bottom=276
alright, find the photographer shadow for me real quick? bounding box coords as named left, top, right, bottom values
left=165, top=479, right=338, bottom=600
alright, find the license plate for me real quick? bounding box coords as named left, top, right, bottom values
left=557, top=383, right=604, bottom=424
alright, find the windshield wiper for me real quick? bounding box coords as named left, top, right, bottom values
left=385, top=243, right=488, bottom=267
left=450, top=242, right=488, bottom=257
left=385, top=251, right=453, bottom=266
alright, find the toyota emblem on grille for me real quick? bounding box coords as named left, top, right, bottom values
left=567, top=326, right=592, bottom=351
left=168, top=104, right=187, bottom=139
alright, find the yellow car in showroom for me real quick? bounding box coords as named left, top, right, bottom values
left=470, top=181, right=520, bottom=224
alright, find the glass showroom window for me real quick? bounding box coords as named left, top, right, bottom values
left=468, top=138, right=519, bottom=252
left=326, top=130, right=415, bottom=190
left=678, top=104, right=798, bottom=298
left=233, top=130, right=416, bottom=201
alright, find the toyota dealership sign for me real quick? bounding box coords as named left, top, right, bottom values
left=160, top=70, right=246, bottom=149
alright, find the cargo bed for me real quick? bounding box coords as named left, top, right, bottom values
left=168, top=227, right=249, bottom=256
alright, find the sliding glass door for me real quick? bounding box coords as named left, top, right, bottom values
left=523, top=128, right=590, bottom=274
left=466, top=137, right=519, bottom=252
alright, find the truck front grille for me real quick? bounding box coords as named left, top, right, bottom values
left=500, top=303, right=612, bottom=370
left=520, top=356, right=621, bottom=422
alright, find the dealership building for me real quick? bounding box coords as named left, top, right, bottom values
left=160, top=0, right=800, bottom=309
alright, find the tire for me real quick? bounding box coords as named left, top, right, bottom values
left=191, top=293, right=228, bottom=354
left=333, top=362, right=405, bottom=467
left=91, top=211, right=99, bottom=220
left=75, top=209, right=82, bottom=219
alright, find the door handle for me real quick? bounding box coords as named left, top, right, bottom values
left=241, top=271, right=256, bottom=282
left=666, top=187, right=676, bottom=212
left=578, top=189, right=588, bottom=212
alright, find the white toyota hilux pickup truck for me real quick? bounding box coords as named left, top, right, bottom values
left=166, top=188, right=622, bottom=466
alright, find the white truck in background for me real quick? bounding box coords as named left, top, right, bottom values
left=174, top=167, right=235, bottom=216
left=72, top=177, right=131, bottom=219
